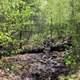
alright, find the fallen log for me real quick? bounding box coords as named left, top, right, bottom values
left=21, top=42, right=72, bottom=54
left=51, top=42, right=72, bottom=51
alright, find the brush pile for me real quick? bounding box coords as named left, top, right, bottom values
left=1, top=36, right=72, bottom=80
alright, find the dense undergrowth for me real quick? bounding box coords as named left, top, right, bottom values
left=0, top=0, right=80, bottom=80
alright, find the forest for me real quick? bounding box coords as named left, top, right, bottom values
left=0, top=0, right=80, bottom=80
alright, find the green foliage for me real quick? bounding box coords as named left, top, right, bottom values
left=0, top=32, right=12, bottom=45
left=64, top=50, right=76, bottom=66
left=29, top=33, right=44, bottom=45
left=0, top=0, right=80, bottom=71
left=59, top=74, right=77, bottom=80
